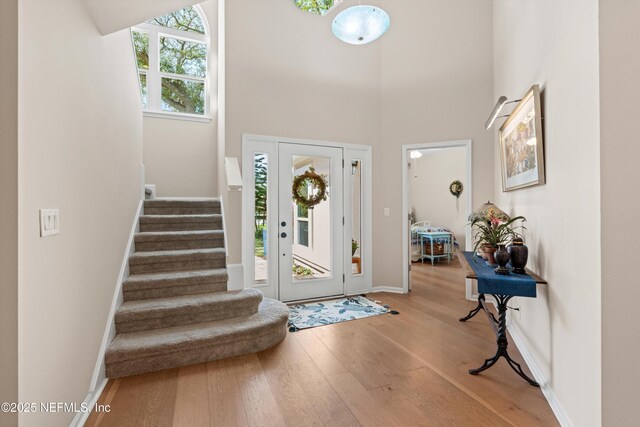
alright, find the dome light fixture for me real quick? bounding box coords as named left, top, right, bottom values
left=332, top=5, right=390, bottom=45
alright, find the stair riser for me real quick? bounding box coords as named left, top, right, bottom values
left=105, top=328, right=286, bottom=378
left=136, top=239, right=223, bottom=252
left=116, top=304, right=259, bottom=334
left=144, top=200, right=220, bottom=208
left=144, top=207, right=221, bottom=215
left=130, top=259, right=225, bottom=274
left=140, top=222, right=221, bottom=232
left=123, top=281, right=228, bottom=302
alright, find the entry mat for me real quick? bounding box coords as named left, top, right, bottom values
left=287, top=296, right=391, bottom=331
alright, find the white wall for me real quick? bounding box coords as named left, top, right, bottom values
left=18, top=0, right=143, bottom=425
left=84, top=0, right=201, bottom=35
left=0, top=1, right=19, bottom=425
left=376, top=0, right=494, bottom=288
left=599, top=1, right=640, bottom=425
left=493, top=1, right=601, bottom=425
left=143, top=0, right=219, bottom=198
left=409, top=148, right=468, bottom=248
left=224, top=0, right=494, bottom=291
left=225, top=0, right=382, bottom=263
left=143, top=117, right=218, bottom=197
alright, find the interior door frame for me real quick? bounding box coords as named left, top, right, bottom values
left=401, top=140, right=474, bottom=299
left=242, top=134, right=373, bottom=301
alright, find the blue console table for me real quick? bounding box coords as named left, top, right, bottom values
left=458, top=250, right=548, bottom=387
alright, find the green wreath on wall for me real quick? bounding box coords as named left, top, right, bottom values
left=292, top=167, right=328, bottom=209
left=449, top=180, right=463, bottom=198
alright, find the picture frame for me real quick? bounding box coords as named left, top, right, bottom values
left=499, top=84, right=545, bottom=192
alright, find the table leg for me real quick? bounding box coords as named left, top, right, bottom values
left=431, top=239, right=435, bottom=265
left=459, top=294, right=497, bottom=323
left=468, top=294, right=540, bottom=387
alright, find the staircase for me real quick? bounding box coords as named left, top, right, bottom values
left=105, top=198, right=289, bottom=378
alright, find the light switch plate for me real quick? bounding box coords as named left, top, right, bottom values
left=40, top=209, right=60, bottom=237
left=384, top=207, right=390, bottom=216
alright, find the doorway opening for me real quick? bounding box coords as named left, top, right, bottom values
left=401, top=140, right=473, bottom=296
left=242, top=135, right=372, bottom=302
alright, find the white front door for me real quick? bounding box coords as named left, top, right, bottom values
left=278, top=143, right=344, bottom=302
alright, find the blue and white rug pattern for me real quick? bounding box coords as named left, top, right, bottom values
left=288, top=296, right=389, bottom=331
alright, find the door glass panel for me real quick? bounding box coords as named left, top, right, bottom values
left=254, top=153, right=268, bottom=286
left=291, top=155, right=332, bottom=281
left=351, top=160, right=363, bottom=275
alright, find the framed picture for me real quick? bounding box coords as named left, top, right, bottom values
left=499, top=85, right=545, bottom=191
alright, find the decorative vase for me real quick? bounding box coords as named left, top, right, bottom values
left=494, top=244, right=511, bottom=275
left=483, top=244, right=497, bottom=266
left=508, top=237, right=528, bottom=274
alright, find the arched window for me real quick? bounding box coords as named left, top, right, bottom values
left=131, top=6, right=209, bottom=119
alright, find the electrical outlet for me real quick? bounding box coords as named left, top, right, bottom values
left=40, top=209, right=60, bottom=237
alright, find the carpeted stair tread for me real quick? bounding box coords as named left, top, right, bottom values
left=115, top=289, right=263, bottom=333
left=123, top=269, right=228, bottom=301
left=124, top=268, right=228, bottom=291
left=139, top=214, right=222, bottom=223
left=117, top=289, right=262, bottom=318
left=129, top=248, right=226, bottom=274
left=135, top=230, right=224, bottom=242
left=144, top=199, right=221, bottom=215
left=139, top=214, right=222, bottom=232
left=105, top=298, right=289, bottom=377
left=129, top=248, right=225, bottom=264
left=135, top=230, right=224, bottom=251
left=145, top=198, right=220, bottom=207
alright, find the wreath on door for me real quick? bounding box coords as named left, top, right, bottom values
left=292, top=167, right=328, bottom=209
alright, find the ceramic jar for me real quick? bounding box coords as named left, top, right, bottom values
left=508, top=237, right=528, bottom=274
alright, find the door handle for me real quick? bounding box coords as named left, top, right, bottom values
left=281, top=232, right=287, bottom=238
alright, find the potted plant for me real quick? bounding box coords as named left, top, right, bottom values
left=352, top=239, right=359, bottom=257
left=470, top=215, right=526, bottom=266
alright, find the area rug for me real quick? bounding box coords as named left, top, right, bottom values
left=288, top=296, right=389, bottom=331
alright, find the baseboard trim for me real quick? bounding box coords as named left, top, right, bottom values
left=508, top=321, right=573, bottom=427
left=347, top=288, right=373, bottom=296
left=370, top=286, right=406, bottom=294
left=86, top=198, right=142, bottom=414
left=226, top=263, right=244, bottom=291
left=69, top=378, right=108, bottom=427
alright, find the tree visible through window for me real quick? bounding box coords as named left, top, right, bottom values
left=295, top=0, right=337, bottom=15
left=131, top=6, right=208, bottom=117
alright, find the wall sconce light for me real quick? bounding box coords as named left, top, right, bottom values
left=485, top=96, right=521, bottom=129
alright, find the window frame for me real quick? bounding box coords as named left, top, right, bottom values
left=131, top=5, right=210, bottom=122
left=293, top=172, right=313, bottom=248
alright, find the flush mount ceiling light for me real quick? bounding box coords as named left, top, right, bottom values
left=332, top=5, right=390, bottom=45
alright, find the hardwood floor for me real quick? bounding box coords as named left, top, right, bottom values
left=86, top=259, right=559, bottom=426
